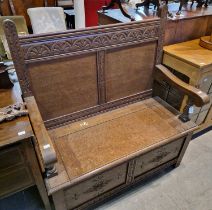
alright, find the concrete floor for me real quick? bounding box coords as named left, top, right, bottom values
left=96, top=130, right=212, bottom=210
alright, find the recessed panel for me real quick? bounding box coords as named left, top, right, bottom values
left=105, top=42, right=157, bottom=101
left=28, top=54, right=98, bottom=121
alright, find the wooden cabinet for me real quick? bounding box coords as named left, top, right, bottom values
left=0, top=82, right=51, bottom=210
left=161, top=38, right=212, bottom=132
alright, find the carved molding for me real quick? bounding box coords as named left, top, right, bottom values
left=45, top=90, right=152, bottom=129
left=20, top=22, right=160, bottom=63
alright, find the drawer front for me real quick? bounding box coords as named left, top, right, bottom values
left=0, top=166, right=33, bottom=197
left=0, top=146, right=24, bottom=172
left=134, top=138, right=185, bottom=177
left=65, top=163, right=127, bottom=209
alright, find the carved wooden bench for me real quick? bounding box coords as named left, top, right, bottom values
left=4, top=7, right=209, bottom=210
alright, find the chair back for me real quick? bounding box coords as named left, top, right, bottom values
left=27, top=7, right=66, bottom=34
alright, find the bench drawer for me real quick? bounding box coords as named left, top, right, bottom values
left=134, top=137, right=185, bottom=177
left=65, top=163, right=127, bottom=209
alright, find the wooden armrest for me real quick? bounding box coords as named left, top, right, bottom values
left=25, top=96, right=57, bottom=177
left=155, top=64, right=210, bottom=107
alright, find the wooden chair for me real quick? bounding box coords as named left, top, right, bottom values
left=3, top=6, right=209, bottom=210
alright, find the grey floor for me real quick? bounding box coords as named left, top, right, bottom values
left=96, top=130, right=212, bottom=210
left=0, top=130, right=211, bottom=210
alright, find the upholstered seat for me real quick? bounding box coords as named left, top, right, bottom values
left=27, top=7, right=66, bottom=34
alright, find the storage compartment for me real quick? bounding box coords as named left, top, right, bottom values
left=134, top=137, right=185, bottom=178
left=64, top=163, right=127, bottom=209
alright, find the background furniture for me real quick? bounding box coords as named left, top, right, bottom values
left=4, top=7, right=209, bottom=209
left=84, top=0, right=112, bottom=27
left=27, top=7, right=66, bottom=34
left=161, top=38, right=212, bottom=131
left=98, top=3, right=212, bottom=45
left=0, top=0, right=56, bottom=27
left=64, top=9, right=75, bottom=29
left=0, top=16, right=28, bottom=59
left=0, top=76, right=51, bottom=210
left=57, top=0, right=73, bottom=8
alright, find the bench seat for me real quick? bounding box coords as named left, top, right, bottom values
left=4, top=7, right=209, bottom=209
left=46, top=97, right=196, bottom=195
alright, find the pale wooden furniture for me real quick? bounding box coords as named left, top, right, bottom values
left=162, top=38, right=212, bottom=131
left=0, top=79, right=51, bottom=210
left=4, top=7, right=210, bottom=209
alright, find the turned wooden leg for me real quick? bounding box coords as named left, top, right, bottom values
left=24, top=139, right=51, bottom=210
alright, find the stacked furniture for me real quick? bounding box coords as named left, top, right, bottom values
left=4, top=6, right=209, bottom=210
left=27, top=7, right=66, bottom=34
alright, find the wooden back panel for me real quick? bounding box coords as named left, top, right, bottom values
left=4, top=10, right=166, bottom=129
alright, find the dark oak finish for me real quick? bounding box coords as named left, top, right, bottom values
left=3, top=6, right=210, bottom=209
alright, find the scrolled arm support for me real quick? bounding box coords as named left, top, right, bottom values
left=155, top=64, right=210, bottom=122
left=25, top=96, right=58, bottom=178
